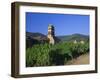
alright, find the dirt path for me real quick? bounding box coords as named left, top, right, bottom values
left=66, top=53, right=89, bottom=65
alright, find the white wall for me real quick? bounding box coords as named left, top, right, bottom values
left=0, top=0, right=100, bottom=80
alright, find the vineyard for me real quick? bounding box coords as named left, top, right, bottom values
left=26, top=42, right=89, bottom=67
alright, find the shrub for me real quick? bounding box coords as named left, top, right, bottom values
left=26, top=42, right=89, bottom=67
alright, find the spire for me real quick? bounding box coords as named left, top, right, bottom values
left=47, top=24, right=55, bottom=45
left=48, top=24, right=54, bottom=30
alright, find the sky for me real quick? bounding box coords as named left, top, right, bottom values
left=26, top=12, right=89, bottom=36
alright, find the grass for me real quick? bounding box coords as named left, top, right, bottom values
left=26, top=41, right=89, bottom=67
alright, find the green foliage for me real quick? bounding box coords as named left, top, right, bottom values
left=58, top=34, right=89, bottom=42
left=26, top=43, right=51, bottom=66
left=26, top=42, right=89, bottom=67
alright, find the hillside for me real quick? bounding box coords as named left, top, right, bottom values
left=26, top=32, right=60, bottom=48
left=57, top=33, right=89, bottom=42
left=26, top=32, right=47, bottom=40
left=26, top=32, right=89, bottom=48
left=26, top=32, right=48, bottom=48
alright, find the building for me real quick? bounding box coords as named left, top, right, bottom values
left=80, top=40, right=85, bottom=44
left=73, top=40, right=77, bottom=44
left=47, top=24, right=55, bottom=45
left=73, top=40, right=85, bottom=44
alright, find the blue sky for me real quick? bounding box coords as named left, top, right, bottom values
left=26, top=12, right=89, bottom=36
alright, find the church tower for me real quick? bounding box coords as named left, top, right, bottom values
left=47, top=24, right=55, bottom=45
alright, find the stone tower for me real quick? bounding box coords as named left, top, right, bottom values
left=47, top=24, right=55, bottom=45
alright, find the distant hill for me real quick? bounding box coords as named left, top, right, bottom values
left=26, top=32, right=48, bottom=48
left=26, top=32, right=89, bottom=48
left=26, top=32, right=61, bottom=48
left=26, top=32, right=47, bottom=40
left=57, top=33, right=89, bottom=42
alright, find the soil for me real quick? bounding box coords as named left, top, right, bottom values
left=66, top=53, right=89, bottom=65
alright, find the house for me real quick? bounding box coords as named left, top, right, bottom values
left=73, top=40, right=77, bottom=44
left=80, top=40, right=85, bottom=44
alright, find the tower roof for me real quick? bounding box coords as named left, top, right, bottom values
left=48, top=24, right=54, bottom=29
